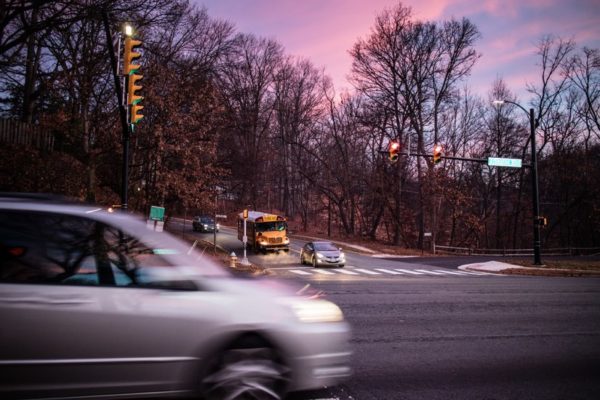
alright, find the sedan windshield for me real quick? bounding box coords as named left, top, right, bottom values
left=313, top=242, right=338, bottom=251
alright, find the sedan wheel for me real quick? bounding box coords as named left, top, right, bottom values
left=202, top=345, right=289, bottom=400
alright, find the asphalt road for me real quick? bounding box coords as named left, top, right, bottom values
left=169, top=220, right=600, bottom=399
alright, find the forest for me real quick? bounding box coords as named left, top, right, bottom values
left=1, top=0, right=599, bottom=252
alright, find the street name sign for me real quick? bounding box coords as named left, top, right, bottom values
left=488, top=157, right=522, bottom=168
left=149, top=206, right=165, bottom=221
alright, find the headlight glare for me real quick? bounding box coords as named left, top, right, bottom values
left=288, top=299, right=344, bottom=323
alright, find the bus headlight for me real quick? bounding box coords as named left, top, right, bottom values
left=259, top=240, right=268, bottom=246
left=284, top=237, right=289, bottom=244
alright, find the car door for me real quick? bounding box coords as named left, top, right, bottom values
left=0, top=210, right=218, bottom=398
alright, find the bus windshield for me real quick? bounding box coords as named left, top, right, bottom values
left=255, top=221, right=287, bottom=232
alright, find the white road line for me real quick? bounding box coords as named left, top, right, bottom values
left=334, top=269, right=360, bottom=275
left=394, top=269, right=426, bottom=275
left=290, top=270, right=312, bottom=275
left=460, top=270, right=493, bottom=276
left=375, top=268, right=404, bottom=275
left=415, top=269, right=445, bottom=275
left=433, top=269, right=469, bottom=276
left=354, top=268, right=381, bottom=275
left=313, top=269, right=336, bottom=275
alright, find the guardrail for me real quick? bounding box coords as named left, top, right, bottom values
left=435, top=245, right=600, bottom=257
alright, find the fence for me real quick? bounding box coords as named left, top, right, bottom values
left=0, top=118, right=54, bottom=151
left=435, top=245, right=600, bottom=257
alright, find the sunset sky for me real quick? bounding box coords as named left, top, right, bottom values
left=196, top=0, right=600, bottom=102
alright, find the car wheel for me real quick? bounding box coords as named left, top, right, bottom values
left=202, top=338, right=289, bottom=400
left=312, top=256, right=317, bottom=268
left=338, top=264, right=345, bottom=268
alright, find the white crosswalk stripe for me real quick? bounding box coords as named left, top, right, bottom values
left=290, top=270, right=312, bottom=275
left=354, top=268, right=381, bottom=275
left=415, top=269, right=445, bottom=275
left=375, top=268, right=404, bottom=275
left=433, top=269, right=469, bottom=276
left=313, top=269, right=335, bottom=275
left=394, top=269, right=426, bottom=275
left=334, top=269, right=360, bottom=275
left=284, top=267, right=496, bottom=278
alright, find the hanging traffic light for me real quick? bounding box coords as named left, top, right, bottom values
left=388, top=141, right=401, bottom=162
left=433, top=144, right=443, bottom=164
left=123, top=36, right=143, bottom=125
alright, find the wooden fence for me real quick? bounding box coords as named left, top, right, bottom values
left=0, top=118, right=54, bottom=151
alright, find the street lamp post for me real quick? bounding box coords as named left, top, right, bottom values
left=493, top=100, right=543, bottom=265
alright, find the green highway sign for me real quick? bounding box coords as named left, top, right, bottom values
left=488, top=157, right=522, bottom=168
left=149, top=206, right=165, bottom=221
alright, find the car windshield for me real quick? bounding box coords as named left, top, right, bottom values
left=200, top=217, right=214, bottom=223
left=313, top=242, right=338, bottom=251
left=255, top=221, right=286, bottom=232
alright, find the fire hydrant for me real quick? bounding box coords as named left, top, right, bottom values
left=229, top=252, right=237, bottom=268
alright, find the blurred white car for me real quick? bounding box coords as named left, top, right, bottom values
left=0, top=194, right=351, bottom=399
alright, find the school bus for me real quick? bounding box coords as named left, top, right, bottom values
left=238, top=211, right=290, bottom=252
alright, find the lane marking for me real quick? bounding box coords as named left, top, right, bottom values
left=375, top=268, right=403, bottom=275
left=433, top=269, right=469, bottom=276
left=313, top=269, right=336, bottom=275
left=290, top=270, right=312, bottom=275
left=354, top=268, right=381, bottom=275
left=334, top=269, right=360, bottom=275
left=415, top=269, right=445, bottom=275
left=394, top=269, right=425, bottom=275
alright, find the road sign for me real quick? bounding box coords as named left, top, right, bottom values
left=488, top=157, right=522, bottom=168
left=424, top=232, right=432, bottom=237
left=216, top=214, right=227, bottom=219
left=149, top=206, right=165, bottom=221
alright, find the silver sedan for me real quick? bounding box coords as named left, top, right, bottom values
left=0, top=196, right=351, bottom=399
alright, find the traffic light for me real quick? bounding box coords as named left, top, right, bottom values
left=433, top=144, right=443, bottom=164
left=123, top=36, right=143, bottom=124
left=122, top=37, right=142, bottom=76
left=388, top=141, right=401, bottom=162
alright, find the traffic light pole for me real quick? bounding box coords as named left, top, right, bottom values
left=102, top=10, right=130, bottom=211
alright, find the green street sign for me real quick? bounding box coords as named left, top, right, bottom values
left=488, top=157, right=522, bottom=168
left=149, top=206, right=165, bottom=221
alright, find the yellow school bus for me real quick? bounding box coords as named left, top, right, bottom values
left=238, top=211, right=290, bottom=252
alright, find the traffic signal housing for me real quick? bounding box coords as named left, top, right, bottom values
left=123, top=37, right=142, bottom=76
left=433, top=144, right=443, bottom=164
left=123, top=37, right=143, bottom=125
left=388, top=141, right=401, bottom=162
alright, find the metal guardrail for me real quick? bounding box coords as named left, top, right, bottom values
left=435, top=245, right=600, bottom=257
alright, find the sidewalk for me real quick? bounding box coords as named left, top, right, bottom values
left=460, top=261, right=600, bottom=277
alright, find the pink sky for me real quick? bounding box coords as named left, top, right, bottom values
left=196, top=0, right=600, bottom=102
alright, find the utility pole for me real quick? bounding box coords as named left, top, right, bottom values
left=102, top=10, right=130, bottom=210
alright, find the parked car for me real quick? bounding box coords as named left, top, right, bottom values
left=0, top=194, right=351, bottom=400
left=300, top=241, right=346, bottom=268
left=192, top=215, right=219, bottom=232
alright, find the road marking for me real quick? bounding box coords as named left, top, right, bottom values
left=415, top=269, right=445, bottom=275
left=433, top=269, right=469, bottom=275
left=375, top=268, right=403, bottom=275
left=460, top=270, right=492, bottom=275
left=290, top=270, right=312, bottom=275
left=313, top=269, right=336, bottom=275
left=354, top=268, right=381, bottom=275
left=334, top=269, right=360, bottom=275
left=394, top=269, right=425, bottom=275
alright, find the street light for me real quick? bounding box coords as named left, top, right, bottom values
left=493, top=100, right=543, bottom=265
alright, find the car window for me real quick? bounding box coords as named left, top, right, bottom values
left=313, top=242, right=338, bottom=251
left=0, top=210, right=177, bottom=287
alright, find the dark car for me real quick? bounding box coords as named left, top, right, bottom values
left=0, top=194, right=351, bottom=400
left=300, top=241, right=346, bottom=268
left=192, top=215, right=219, bottom=232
